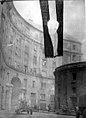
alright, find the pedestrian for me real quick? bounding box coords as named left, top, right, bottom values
left=76, top=106, right=80, bottom=118
left=48, top=104, right=51, bottom=112
left=82, top=107, right=86, bottom=118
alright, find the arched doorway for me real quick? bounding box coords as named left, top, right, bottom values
left=11, top=77, right=21, bottom=111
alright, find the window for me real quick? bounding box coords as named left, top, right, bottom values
left=33, top=55, right=37, bottom=65
left=40, top=94, right=46, bottom=101
left=32, top=81, right=35, bottom=88
left=9, top=41, right=13, bottom=45
left=0, top=52, right=1, bottom=63
left=72, top=73, right=76, bottom=80
left=25, top=46, right=29, bottom=53
left=24, top=65, right=28, bottom=73
left=16, top=61, right=21, bottom=69
left=58, top=97, right=60, bottom=108
left=50, top=95, right=54, bottom=102
left=24, top=79, right=27, bottom=89
left=15, top=46, right=21, bottom=57
left=72, top=44, right=76, bottom=50
left=72, top=55, right=76, bottom=61
left=24, top=53, right=29, bottom=64
left=15, top=38, right=21, bottom=47
left=72, top=88, right=76, bottom=93
left=24, top=46, right=29, bottom=65
left=42, top=59, right=47, bottom=67
left=33, top=68, right=36, bottom=74
left=31, top=93, right=36, bottom=107
left=14, top=60, right=17, bottom=68
left=31, top=93, right=36, bottom=100
left=41, top=82, right=46, bottom=89
left=63, top=41, right=70, bottom=50
left=17, top=63, right=20, bottom=69
left=58, top=87, right=61, bottom=93
left=24, top=46, right=29, bottom=58
left=64, top=42, right=67, bottom=49
left=78, top=56, right=81, bottom=61
left=8, top=56, right=12, bottom=65
left=31, top=93, right=36, bottom=99
left=34, top=45, right=37, bottom=52
left=2, top=10, right=5, bottom=20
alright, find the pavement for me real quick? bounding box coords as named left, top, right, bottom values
left=0, top=110, right=14, bottom=118
left=0, top=110, right=76, bottom=118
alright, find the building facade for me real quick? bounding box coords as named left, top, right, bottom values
left=0, top=2, right=55, bottom=111
left=54, top=62, right=86, bottom=113
left=63, top=34, right=82, bottom=65
left=0, top=2, right=82, bottom=112
left=54, top=34, right=82, bottom=113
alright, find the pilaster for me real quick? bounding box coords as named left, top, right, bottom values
left=6, top=83, right=13, bottom=111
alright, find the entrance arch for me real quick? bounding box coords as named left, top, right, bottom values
left=11, top=77, right=21, bottom=111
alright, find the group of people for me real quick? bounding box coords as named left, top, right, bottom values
left=76, top=106, right=86, bottom=118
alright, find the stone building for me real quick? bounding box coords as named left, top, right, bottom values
left=54, top=35, right=83, bottom=112
left=54, top=62, right=86, bottom=112
left=0, top=2, right=55, bottom=111
left=0, top=1, right=83, bottom=112
left=63, top=34, right=82, bottom=65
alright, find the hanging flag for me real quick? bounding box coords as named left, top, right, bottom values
left=55, top=0, right=63, bottom=56
left=39, top=0, right=63, bottom=58
left=39, top=0, right=53, bottom=58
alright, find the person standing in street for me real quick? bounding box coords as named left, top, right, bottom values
left=82, top=107, right=86, bottom=118
left=76, top=106, right=80, bottom=118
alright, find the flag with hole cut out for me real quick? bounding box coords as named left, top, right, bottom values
left=39, top=0, right=63, bottom=58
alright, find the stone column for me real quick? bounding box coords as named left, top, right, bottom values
left=6, top=83, right=13, bottom=111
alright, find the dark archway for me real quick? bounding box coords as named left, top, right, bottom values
left=11, top=77, right=21, bottom=111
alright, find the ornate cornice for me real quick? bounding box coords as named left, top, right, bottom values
left=55, top=61, right=86, bottom=73
left=8, top=2, right=43, bottom=32
left=4, top=2, right=43, bottom=46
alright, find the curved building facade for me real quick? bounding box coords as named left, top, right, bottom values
left=54, top=62, right=86, bottom=113
left=0, top=1, right=83, bottom=112
left=0, top=2, right=55, bottom=111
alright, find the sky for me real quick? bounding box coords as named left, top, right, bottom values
left=14, top=1, right=42, bottom=25
left=13, top=0, right=85, bottom=42
left=64, top=0, right=85, bottom=42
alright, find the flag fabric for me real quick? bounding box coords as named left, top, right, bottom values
left=55, top=0, right=63, bottom=56
left=39, top=0, right=53, bottom=58
left=39, top=0, right=63, bottom=58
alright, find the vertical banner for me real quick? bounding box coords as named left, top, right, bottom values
left=39, top=0, right=54, bottom=58
left=39, top=0, right=63, bottom=58
left=55, top=0, right=63, bottom=56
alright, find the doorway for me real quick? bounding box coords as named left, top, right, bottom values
left=11, top=77, right=21, bottom=111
